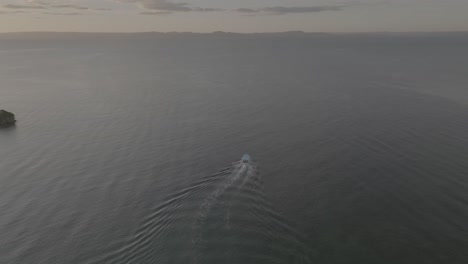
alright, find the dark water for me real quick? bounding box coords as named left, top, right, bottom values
left=0, top=33, right=468, bottom=263
left=91, top=161, right=312, bottom=263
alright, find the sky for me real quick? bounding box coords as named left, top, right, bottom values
left=0, top=0, right=467, bottom=32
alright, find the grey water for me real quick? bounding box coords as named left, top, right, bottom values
left=1, top=33, right=468, bottom=263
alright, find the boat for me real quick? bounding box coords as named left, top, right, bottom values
left=241, top=154, right=251, bottom=163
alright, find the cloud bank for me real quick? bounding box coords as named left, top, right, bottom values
left=48, top=5, right=89, bottom=10
left=117, top=0, right=345, bottom=15
left=2, top=0, right=348, bottom=16
left=42, top=12, right=82, bottom=15
left=0, top=10, right=26, bottom=14
left=3, top=4, right=45, bottom=9
left=116, top=0, right=191, bottom=11
left=2, top=1, right=111, bottom=12
left=236, top=5, right=344, bottom=15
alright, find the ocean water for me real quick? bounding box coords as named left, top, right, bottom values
left=0, top=33, right=468, bottom=263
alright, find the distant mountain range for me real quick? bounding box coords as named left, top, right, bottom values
left=1, top=31, right=467, bottom=37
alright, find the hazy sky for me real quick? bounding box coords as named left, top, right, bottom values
left=0, top=0, right=467, bottom=32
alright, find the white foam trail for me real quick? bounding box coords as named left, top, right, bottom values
left=191, top=163, right=253, bottom=263
left=87, top=160, right=313, bottom=264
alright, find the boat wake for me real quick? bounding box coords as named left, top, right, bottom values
left=90, top=155, right=313, bottom=264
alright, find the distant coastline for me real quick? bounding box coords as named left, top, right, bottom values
left=0, top=31, right=467, bottom=40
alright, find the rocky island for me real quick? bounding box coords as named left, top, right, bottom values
left=0, top=109, right=16, bottom=127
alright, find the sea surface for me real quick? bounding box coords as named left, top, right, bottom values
left=0, top=33, right=467, bottom=263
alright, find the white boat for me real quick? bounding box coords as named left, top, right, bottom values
left=241, top=154, right=251, bottom=163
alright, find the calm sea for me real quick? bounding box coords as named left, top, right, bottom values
left=1, top=33, right=468, bottom=263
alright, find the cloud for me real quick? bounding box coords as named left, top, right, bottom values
left=49, top=4, right=89, bottom=10
left=14, top=1, right=112, bottom=12
left=191, top=7, right=224, bottom=12
left=0, top=10, right=26, bottom=14
left=263, top=6, right=343, bottom=15
left=3, top=4, right=45, bottom=9
left=139, top=11, right=172, bottom=15
left=236, top=5, right=344, bottom=15
left=42, top=12, right=82, bottom=15
left=113, top=1, right=345, bottom=15
left=117, top=0, right=191, bottom=11
left=116, top=0, right=223, bottom=12
left=236, top=8, right=259, bottom=14
left=3, top=0, right=345, bottom=17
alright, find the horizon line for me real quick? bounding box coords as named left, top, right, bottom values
left=1, top=30, right=468, bottom=35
